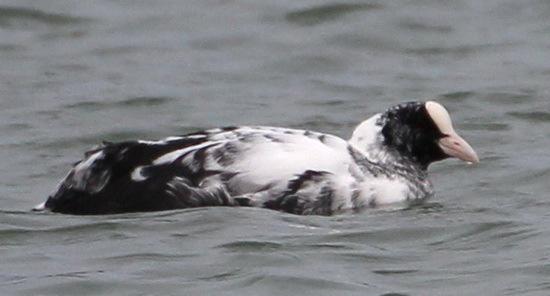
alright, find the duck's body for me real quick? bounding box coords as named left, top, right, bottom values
left=36, top=101, right=478, bottom=215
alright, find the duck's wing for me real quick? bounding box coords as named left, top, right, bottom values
left=40, top=126, right=361, bottom=214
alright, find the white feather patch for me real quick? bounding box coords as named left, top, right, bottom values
left=33, top=202, right=46, bottom=211
left=152, top=141, right=222, bottom=165
left=131, top=166, right=147, bottom=181
left=72, top=151, right=103, bottom=190
left=359, top=177, right=408, bottom=205
left=348, top=114, right=382, bottom=156
left=227, top=134, right=351, bottom=194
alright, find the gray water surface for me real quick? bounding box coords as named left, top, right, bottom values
left=1, top=1, right=549, bottom=295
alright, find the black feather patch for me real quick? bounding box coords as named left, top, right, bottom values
left=43, top=135, right=222, bottom=214
left=164, top=176, right=232, bottom=207
left=379, top=102, right=447, bottom=168
left=263, top=170, right=334, bottom=215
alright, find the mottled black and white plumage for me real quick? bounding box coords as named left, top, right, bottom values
left=35, top=101, right=478, bottom=215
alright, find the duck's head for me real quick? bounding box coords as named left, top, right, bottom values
left=350, top=101, right=479, bottom=169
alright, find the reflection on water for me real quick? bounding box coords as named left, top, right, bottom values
left=1, top=0, right=549, bottom=295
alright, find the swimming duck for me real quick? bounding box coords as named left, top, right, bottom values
left=35, top=101, right=478, bottom=215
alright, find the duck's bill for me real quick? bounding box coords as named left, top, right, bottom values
left=438, top=133, right=479, bottom=164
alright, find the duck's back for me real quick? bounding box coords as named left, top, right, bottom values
left=42, top=126, right=362, bottom=215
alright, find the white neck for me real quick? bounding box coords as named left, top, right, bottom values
left=348, top=114, right=384, bottom=159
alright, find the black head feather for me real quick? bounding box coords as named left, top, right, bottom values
left=379, top=101, right=448, bottom=169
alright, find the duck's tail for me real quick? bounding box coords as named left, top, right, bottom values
left=37, top=139, right=240, bottom=215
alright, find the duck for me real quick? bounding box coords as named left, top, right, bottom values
left=34, top=101, right=478, bottom=215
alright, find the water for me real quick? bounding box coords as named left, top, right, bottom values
left=1, top=0, right=549, bottom=295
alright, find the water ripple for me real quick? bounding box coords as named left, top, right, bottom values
left=230, top=273, right=366, bottom=292
left=285, top=3, right=382, bottom=26
left=0, top=6, right=89, bottom=28
left=438, top=90, right=474, bottom=99
left=64, top=96, right=176, bottom=111
left=216, top=240, right=283, bottom=252
left=507, top=111, right=550, bottom=123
